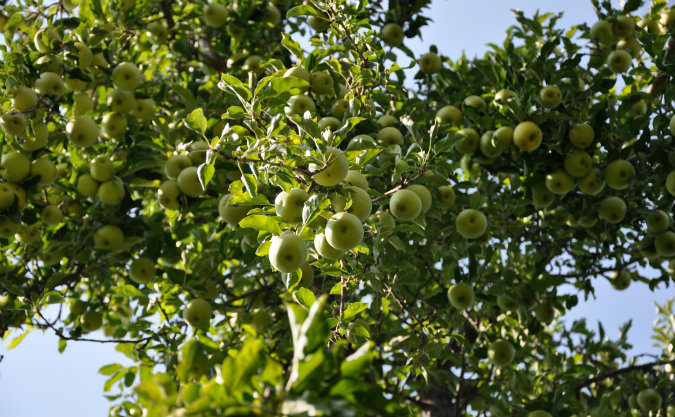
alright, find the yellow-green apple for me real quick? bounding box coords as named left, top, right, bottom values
left=20, top=123, right=48, bottom=151
left=531, top=183, right=554, bottom=208
left=528, top=411, right=552, bottom=417
left=455, top=128, right=479, bottom=154
left=447, top=282, right=474, bottom=309
left=331, top=99, right=349, bottom=119
left=189, top=141, right=209, bottom=165
left=377, top=115, right=398, bottom=128
left=629, top=100, right=648, bottom=117
left=343, top=186, right=372, bottom=221
left=314, top=232, right=345, bottom=260
left=164, top=155, right=192, bottom=179
left=637, top=389, right=662, bottom=412
left=497, top=295, right=519, bottom=312
left=34, top=26, right=61, bottom=52
left=128, top=257, right=155, bottom=284
left=569, top=123, right=594, bottom=148
left=35, top=54, right=62, bottom=73
left=94, top=225, right=124, bottom=251
left=613, top=15, right=635, bottom=38
left=347, top=134, right=377, bottom=151
left=456, top=208, right=488, bottom=238
left=268, top=232, right=307, bottom=273
left=437, top=185, right=455, bottom=207
left=177, top=167, right=204, bottom=197
left=97, top=178, right=125, bottom=205
left=599, top=196, right=627, bottom=223
left=545, top=169, right=574, bottom=194
left=325, top=212, right=364, bottom=251
left=299, top=262, right=314, bottom=287
left=67, top=116, right=99, bottom=147
left=513, top=121, right=542, bottom=151
left=377, top=126, right=404, bottom=146
left=389, top=189, right=422, bottom=221
left=564, top=151, right=592, bottom=177
left=578, top=168, right=605, bottom=195
left=1, top=151, right=31, bottom=183
left=132, top=98, right=155, bottom=121
left=493, top=126, right=513, bottom=149
left=318, top=116, right=340, bottom=131
left=617, top=37, right=642, bottom=58
left=0, top=183, right=15, bottom=209
left=274, top=188, right=310, bottom=224
left=204, top=3, right=228, bottom=27
left=539, top=85, right=562, bottom=108
left=407, top=184, right=431, bottom=213
left=112, top=62, right=141, bottom=90
left=107, top=89, right=135, bottom=113
left=310, top=70, right=333, bottom=95
left=381, top=23, right=404, bottom=46
left=243, top=55, right=264, bottom=74
left=463, top=95, right=486, bottom=112
left=80, top=311, right=102, bottom=332
left=30, top=157, right=56, bottom=185
left=68, top=299, right=85, bottom=316
left=311, top=147, right=348, bottom=187
left=17, top=222, right=41, bottom=245
left=1, top=112, right=27, bottom=136
left=0, top=218, right=21, bottom=238
left=655, top=231, right=675, bottom=257
left=610, top=270, right=631, bottom=290
left=73, top=93, right=94, bottom=117
left=77, top=174, right=99, bottom=196
left=607, top=49, right=632, bottom=73
left=101, top=113, right=127, bottom=139
left=488, top=339, right=515, bottom=366
left=646, top=210, right=670, bottom=233
left=369, top=210, right=395, bottom=237
left=35, top=72, right=65, bottom=97
left=591, top=20, right=613, bottom=41
left=604, top=159, right=634, bottom=190
left=158, top=180, right=181, bottom=210
left=495, top=89, right=518, bottom=106
left=344, top=170, right=368, bottom=190
left=534, top=304, right=555, bottom=324
left=308, top=14, right=330, bottom=31
left=285, top=94, right=316, bottom=117
left=183, top=298, right=212, bottom=327
left=419, top=52, right=441, bottom=74
left=435, top=105, right=463, bottom=125
left=41, top=205, right=63, bottom=226
left=12, top=86, right=38, bottom=111
left=90, top=155, right=114, bottom=181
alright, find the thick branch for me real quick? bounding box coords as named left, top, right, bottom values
left=647, top=36, right=675, bottom=97
left=574, top=358, right=675, bottom=393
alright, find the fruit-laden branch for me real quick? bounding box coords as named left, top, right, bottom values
left=372, top=170, right=426, bottom=202
left=213, top=148, right=327, bottom=178
left=647, top=36, right=675, bottom=97
left=573, top=358, right=675, bottom=394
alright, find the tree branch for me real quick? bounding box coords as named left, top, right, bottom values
left=574, top=358, right=675, bottom=393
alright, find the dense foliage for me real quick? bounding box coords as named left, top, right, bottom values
left=1, top=0, right=675, bottom=416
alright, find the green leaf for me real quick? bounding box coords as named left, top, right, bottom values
left=99, top=363, right=124, bottom=376
left=294, top=287, right=316, bottom=309
left=302, top=194, right=329, bottom=226
left=197, top=163, right=215, bottom=189
left=218, top=74, right=252, bottom=101
left=343, top=302, right=368, bottom=319
left=286, top=5, right=317, bottom=18
left=285, top=270, right=301, bottom=291
left=58, top=339, right=67, bottom=353
left=7, top=329, right=30, bottom=350
left=239, top=215, right=282, bottom=234
left=623, top=0, right=642, bottom=13
left=281, top=33, right=305, bottom=62
left=185, top=108, right=207, bottom=137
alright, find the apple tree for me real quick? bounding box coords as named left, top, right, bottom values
left=1, top=0, right=675, bottom=415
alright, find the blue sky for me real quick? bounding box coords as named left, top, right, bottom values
left=1, top=1, right=674, bottom=416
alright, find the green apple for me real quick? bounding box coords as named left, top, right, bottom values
left=41, top=205, right=63, bottom=226
left=389, top=189, right=422, bottom=221
left=68, top=298, right=85, bottom=316
left=456, top=208, right=487, bottom=238
left=377, top=115, right=398, bottom=128
left=311, top=147, right=348, bottom=187
left=90, top=155, right=114, bottom=182
left=638, top=18, right=660, bottom=34
left=12, top=86, right=38, bottom=111
left=183, top=298, right=212, bottom=327
left=437, top=185, right=456, bottom=207
left=189, top=141, right=210, bottom=165
left=243, top=55, right=264, bottom=74
left=310, top=70, right=333, bottom=95
left=101, top=113, right=127, bottom=139
left=94, top=225, right=124, bottom=251
left=318, top=116, right=340, bottom=132
left=655, top=231, right=675, bottom=257
left=67, top=116, right=99, bottom=147
left=342, top=186, right=372, bottom=221
left=1, top=151, right=31, bottom=183
left=435, top=105, right=463, bottom=125
left=497, top=295, right=519, bottom=312
left=578, top=215, right=597, bottom=228
left=0, top=112, right=27, bottom=136
left=34, top=26, right=61, bottom=52
left=447, top=282, right=474, bottom=310
left=35, top=54, right=62, bottom=73
left=35, top=72, right=65, bottom=97
left=164, top=155, right=192, bottom=179
left=308, top=15, right=330, bottom=31
left=494, top=89, right=518, bottom=106
left=97, top=178, right=125, bottom=205
left=314, top=232, right=345, bottom=260
left=381, top=23, right=404, bottom=46
left=569, top=123, right=594, bottom=148
left=463, top=95, right=486, bottom=112
left=204, top=3, right=228, bottom=28
left=17, top=222, right=41, bottom=245
left=0, top=218, right=21, bottom=238
left=369, top=210, right=395, bottom=237
left=671, top=114, right=675, bottom=136
left=488, top=339, right=515, bottom=367
left=545, top=169, right=574, bottom=195
left=617, top=37, right=642, bottom=58
left=177, top=166, right=204, bottom=197
left=129, top=257, right=155, bottom=284
left=274, top=188, right=309, bottom=224
left=610, top=270, right=631, bottom=290
left=539, top=85, right=562, bottom=109
left=578, top=168, right=605, bottom=195
left=77, top=174, right=99, bottom=196
left=112, top=62, right=141, bottom=90
left=377, top=126, right=404, bottom=146
left=480, top=131, right=500, bottom=158
left=0, top=183, right=15, bottom=209
left=347, top=134, right=377, bottom=151
left=20, top=123, right=48, bottom=151
left=268, top=232, right=307, bottom=273
left=534, top=304, right=555, bottom=324
left=662, top=8, right=675, bottom=26
left=325, top=212, right=364, bottom=251
left=607, top=49, right=632, bottom=73
left=132, top=98, right=155, bottom=121
left=344, top=170, right=368, bottom=190
left=284, top=67, right=310, bottom=89
left=455, top=128, right=480, bottom=154
left=10, top=184, right=25, bottom=209
left=407, top=184, right=431, bottom=213
left=80, top=311, right=102, bottom=332
left=30, top=157, right=56, bottom=185
left=646, top=210, right=670, bottom=234
left=72, top=42, right=93, bottom=68
left=147, top=22, right=169, bottom=44
left=599, top=196, right=627, bottom=223
left=528, top=411, right=552, bottom=417
left=591, top=20, right=613, bottom=41
left=564, top=151, right=592, bottom=177
left=419, top=52, right=441, bottom=74
left=158, top=180, right=181, bottom=210
left=604, top=159, right=634, bottom=190
left=613, top=15, right=635, bottom=38
left=493, top=126, right=513, bottom=149
left=107, top=89, right=135, bottom=113
left=637, top=389, right=662, bottom=412
left=513, top=121, right=542, bottom=151
left=285, top=94, right=316, bottom=117
left=531, top=183, right=554, bottom=208
left=331, top=99, right=349, bottom=119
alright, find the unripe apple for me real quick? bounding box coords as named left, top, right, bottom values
left=637, top=388, right=662, bottom=412
left=661, top=8, right=675, bottom=27
left=435, top=105, right=463, bottom=125
left=299, top=262, right=315, bottom=287
left=308, top=15, right=330, bottom=32
left=325, top=212, right=364, bottom=251
left=41, top=205, right=63, bottom=226
left=456, top=208, right=487, bottom=238
left=613, top=15, right=635, bottom=38
left=578, top=168, right=605, bottom=195
left=1, top=151, right=31, bottom=183
left=68, top=299, right=86, bottom=316
left=591, top=20, right=613, bottom=41
left=488, top=339, right=515, bottom=366
left=35, top=54, right=62, bottom=73
left=539, top=85, right=562, bottom=108
left=599, top=196, right=627, bottom=223
left=607, top=49, right=632, bottom=73
left=35, top=72, right=65, bottom=97
left=331, top=99, right=349, bottom=119
left=183, top=298, right=212, bottom=327
left=177, top=166, right=204, bottom=197
left=243, top=55, right=264, bottom=74
left=274, top=188, right=310, bottom=224
left=81, top=311, right=102, bottom=333
left=284, top=67, right=311, bottom=88
left=342, top=186, right=372, bottom=221
left=10, top=184, right=26, bottom=209
left=629, top=100, right=648, bottom=117
left=77, top=174, right=99, bottom=196
left=20, top=123, right=48, bottom=151
left=204, top=3, right=228, bottom=27
left=107, top=89, right=135, bottom=113
left=344, top=170, right=368, bottom=190
left=670, top=114, right=675, bottom=136
left=564, top=151, right=592, bottom=177
left=407, top=184, right=431, bottom=213
left=617, top=37, right=642, bottom=58
left=67, top=116, right=99, bottom=147
left=381, top=23, right=404, bottom=46
left=285, top=94, right=316, bottom=117
left=527, top=411, right=552, bottom=417
left=158, top=180, right=181, bottom=210
left=437, top=185, right=455, bottom=207
left=112, top=62, right=142, bottom=90
left=89, top=155, right=114, bottom=182
left=347, top=134, right=377, bottom=151
left=646, top=210, right=670, bottom=234
left=34, top=26, right=62, bottom=52
left=318, top=117, right=340, bottom=132
left=30, top=157, right=56, bottom=185
left=73, top=93, right=94, bottom=117
left=479, top=131, right=500, bottom=158
left=497, top=295, right=519, bottom=312
left=311, top=147, right=348, bottom=187
left=534, top=304, right=555, bottom=324
left=189, top=141, right=209, bottom=165
left=101, top=113, right=127, bottom=139
left=0, top=183, right=15, bottom=209
left=531, top=183, right=554, bottom=208
left=97, top=178, right=125, bottom=205
left=164, top=155, right=192, bottom=179
left=513, top=121, right=542, bottom=151
left=545, top=169, right=574, bottom=195
left=12, top=86, right=38, bottom=111
left=369, top=210, right=395, bottom=237
left=455, top=128, right=480, bottom=154
left=268, top=232, right=307, bottom=273
left=655, top=231, right=675, bottom=257
left=569, top=123, right=594, bottom=149
left=389, top=189, right=422, bottom=221
left=217, top=194, right=249, bottom=226
left=0, top=112, right=27, bottom=136
left=463, top=95, right=486, bottom=112
left=610, top=270, right=631, bottom=290
left=0, top=218, right=21, bottom=238
left=377, top=126, right=404, bottom=146
left=132, top=98, right=155, bottom=121
left=419, top=52, right=441, bottom=74
left=494, top=89, right=518, bottom=106
left=94, top=225, right=124, bottom=251
left=447, top=282, right=474, bottom=310
left=310, top=70, right=333, bottom=95
left=314, top=232, right=345, bottom=260
left=604, top=159, right=634, bottom=190
left=377, top=115, right=398, bottom=128
left=493, top=126, right=513, bottom=149
left=128, top=257, right=155, bottom=284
